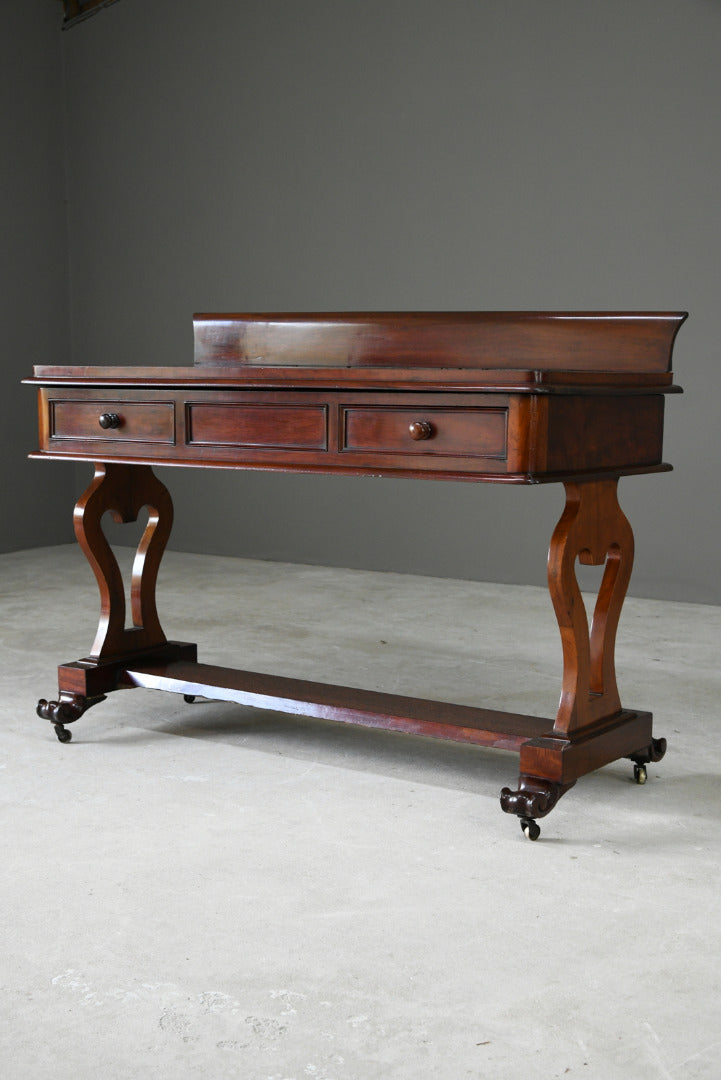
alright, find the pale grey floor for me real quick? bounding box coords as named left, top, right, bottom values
left=1, top=545, right=720, bottom=1080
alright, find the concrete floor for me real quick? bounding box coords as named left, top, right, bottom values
left=1, top=544, right=720, bottom=1080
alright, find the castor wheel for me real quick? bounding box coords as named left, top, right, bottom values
left=183, top=694, right=196, bottom=704
left=634, top=763, right=647, bottom=785
left=54, top=725, right=72, bottom=743
left=521, top=817, right=541, bottom=841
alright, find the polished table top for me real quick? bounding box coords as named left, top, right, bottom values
left=26, top=311, right=686, bottom=485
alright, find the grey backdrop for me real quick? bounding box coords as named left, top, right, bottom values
left=2, top=1, right=75, bottom=549
left=4, top=0, right=719, bottom=603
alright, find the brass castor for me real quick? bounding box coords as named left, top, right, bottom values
left=521, top=817, right=541, bottom=841
left=634, top=763, right=647, bottom=785
left=54, top=725, right=72, bottom=743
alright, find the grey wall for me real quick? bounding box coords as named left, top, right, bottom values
left=1, top=0, right=75, bottom=551
left=9, top=0, right=721, bottom=602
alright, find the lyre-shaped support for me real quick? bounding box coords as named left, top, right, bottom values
left=548, top=478, right=634, bottom=735
left=37, top=463, right=196, bottom=741
left=501, top=478, right=652, bottom=836
left=74, top=462, right=173, bottom=659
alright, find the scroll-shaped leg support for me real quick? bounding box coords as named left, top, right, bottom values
left=547, top=478, right=634, bottom=735
left=75, top=462, right=173, bottom=661
left=500, top=777, right=576, bottom=840
left=37, top=463, right=196, bottom=740
left=37, top=693, right=107, bottom=743
left=501, top=479, right=664, bottom=837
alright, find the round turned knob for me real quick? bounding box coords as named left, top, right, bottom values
left=98, top=412, right=121, bottom=430
left=408, top=420, right=433, bottom=441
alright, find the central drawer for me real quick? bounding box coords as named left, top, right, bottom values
left=186, top=402, right=328, bottom=450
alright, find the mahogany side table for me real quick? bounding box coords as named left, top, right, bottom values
left=26, top=311, right=686, bottom=838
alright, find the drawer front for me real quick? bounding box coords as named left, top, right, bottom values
left=38, top=389, right=522, bottom=478
left=186, top=403, right=328, bottom=451
left=50, top=400, right=175, bottom=444
left=340, top=405, right=508, bottom=459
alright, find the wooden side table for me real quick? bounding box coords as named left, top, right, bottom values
left=26, top=311, right=686, bottom=838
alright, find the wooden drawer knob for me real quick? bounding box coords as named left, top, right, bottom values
left=98, top=412, right=121, bottom=430
left=408, top=420, right=433, bottom=441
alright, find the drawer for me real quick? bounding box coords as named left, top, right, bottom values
left=340, top=405, right=508, bottom=459
left=50, top=400, right=175, bottom=444
left=186, top=402, right=328, bottom=451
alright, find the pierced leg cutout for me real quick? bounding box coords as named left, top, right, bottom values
left=74, top=463, right=173, bottom=659
left=547, top=480, right=634, bottom=735
left=100, top=506, right=150, bottom=630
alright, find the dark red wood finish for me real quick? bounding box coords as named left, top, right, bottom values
left=192, top=311, right=686, bottom=372
left=29, top=385, right=675, bottom=483
left=27, top=311, right=685, bottom=838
